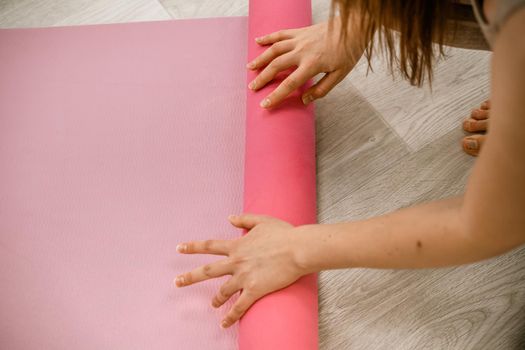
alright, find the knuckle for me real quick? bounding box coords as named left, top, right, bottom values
left=296, top=44, right=306, bottom=54
left=283, top=77, right=298, bottom=90
left=272, top=42, right=286, bottom=54
left=312, top=50, right=323, bottom=62
left=215, top=293, right=225, bottom=304
left=257, top=70, right=270, bottom=83
left=264, top=66, right=279, bottom=79
left=229, top=255, right=245, bottom=266
left=212, top=296, right=220, bottom=307
left=246, top=279, right=258, bottom=291
left=232, top=304, right=244, bottom=315
left=228, top=239, right=240, bottom=251
left=203, top=240, right=213, bottom=251
left=202, top=264, right=212, bottom=276
left=271, top=58, right=288, bottom=72
left=304, top=57, right=318, bottom=69
left=268, top=45, right=281, bottom=57
left=315, top=86, right=329, bottom=97
left=231, top=255, right=243, bottom=264
left=237, top=269, right=249, bottom=280
left=219, top=286, right=229, bottom=299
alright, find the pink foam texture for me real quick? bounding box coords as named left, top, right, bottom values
left=0, top=18, right=247, bottom=350
left=240, top=0, right=318, bottom=349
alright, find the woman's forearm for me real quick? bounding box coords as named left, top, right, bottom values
left=294, top=9, right=525, bottom=275
left=294, top=195, right=511, bottom=273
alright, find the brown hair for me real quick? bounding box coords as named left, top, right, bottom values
left=332, top=0, right=452, bottom=86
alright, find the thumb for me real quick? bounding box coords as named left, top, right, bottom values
left=228, top=214, right=271, bottom=230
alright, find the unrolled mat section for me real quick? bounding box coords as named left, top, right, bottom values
left=0, top=17, right=247, bottom=350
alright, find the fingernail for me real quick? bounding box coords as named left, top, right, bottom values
left=302, top=94, right=314, bottom=105
left=176, top=244, right=186, bottom=253
left=260, top=98, right=270, bottom=108
left=465, top=138, right=478, bottom=150
left=175, top=276, right=185, bottom=287
left=255, top=37, right=262, bottom=43
left=220, top=320, right=229, bottom=328
left=228, top=215, right=237, bottom=221
left=246, top=61, right=255, bottom=69
left=248, top=80, right=256, bottom=90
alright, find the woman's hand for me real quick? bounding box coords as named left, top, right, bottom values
left=247, top=18, right=364, bottom=108
left=174, top=214, right=306, bottom=329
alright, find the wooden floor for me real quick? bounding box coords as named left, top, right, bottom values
left=1, top=1, right=524, bottom=349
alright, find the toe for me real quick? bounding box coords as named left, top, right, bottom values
left=480, top=100, right=490, bottom=110
left=470, top=108, right=489, bottom=120
left=462, top=134, right=486, bottom=156
left=463, top=118, right=488, bottom=132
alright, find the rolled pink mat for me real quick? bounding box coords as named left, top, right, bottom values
left=241, top=0, right=318, bottom=349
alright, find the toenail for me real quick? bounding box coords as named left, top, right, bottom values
left=465, top=138, right=478, bottom=150
left=473, top=109, right=485, bottom=118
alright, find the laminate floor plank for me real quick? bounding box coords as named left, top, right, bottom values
left=0, top=0, right=169, bottom=28
left=348, top=49, right=491, bottom=152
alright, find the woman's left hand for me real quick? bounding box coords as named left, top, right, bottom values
left=174, top=214, right=305, bottom=329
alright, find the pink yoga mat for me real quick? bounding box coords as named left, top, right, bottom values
left=0, top=1, right=317, bottom=349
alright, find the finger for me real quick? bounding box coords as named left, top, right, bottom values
left=176, top=239, right=231, bottom=255
left=228, top=214, right=270, bottom=230
left=254, top=29, right=296, bottom=45
left=260, top=66, right=312, bottom=108
left=462, top=134, right=485, bottom=156
left=174, top=259, right=232, bottom=287
left=247, top=40, right=294, bottom=70
left=463, top=118, right=488, bottom=132
left=220, top=291, right=256, bottom=328
left=249, top=52, right=296, bottom=91
left=480, top=100, right=490, bottom=110
left=301, top=71, right=344, bottom=105
left=470, top=108, right=489, bottom=120
left=212, top=278, right=242, bottom=308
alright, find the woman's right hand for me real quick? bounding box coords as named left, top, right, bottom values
left=247, top=18, right=364, bottom=108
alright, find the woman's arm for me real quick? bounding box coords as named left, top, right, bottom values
left=295, top=197, right=490, bottom=272
left=294, top=7, right=525, bottom=273
left=175, top=8, right=525, bottom=329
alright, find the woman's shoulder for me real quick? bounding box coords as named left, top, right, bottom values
left=471, top=0, right=525, bottom=45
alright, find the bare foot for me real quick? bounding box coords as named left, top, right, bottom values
left=462, top=100, right=489, bottom=156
